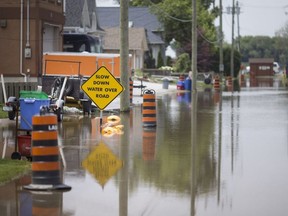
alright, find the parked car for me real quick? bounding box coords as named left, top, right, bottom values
left=273, top=62, right=280, bottom=73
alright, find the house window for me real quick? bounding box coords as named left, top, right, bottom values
left=0, top=20, right=7, bottom=28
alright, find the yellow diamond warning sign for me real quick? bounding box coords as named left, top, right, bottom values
left=81, top=66, right=124, bottom=110
left=82, top=142, right=123, bottom=187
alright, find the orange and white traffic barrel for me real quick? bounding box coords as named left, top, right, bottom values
left=227, top=76, right=232, bottom=86
left=142, top=89, right=157, bottom=127
left=24, top=114, right=71, bottom=191
left=240, top=74, right=245, bottom=87
left=214, top=75, right=220, bottom=91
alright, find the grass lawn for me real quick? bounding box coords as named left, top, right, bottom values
left=0, top=159, right=30, bottom=185
left=0, top=104, right=8, bottom=119
left=0, top=105, right=29, bottom=185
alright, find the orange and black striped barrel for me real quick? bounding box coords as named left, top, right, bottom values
left=24, top=114, right=71, bottom=191
left=142, top=89, right=156, bottom=127
left=226, top=76, right=233, bottom=91
left=214, top=75, right=220, bottom=91
left=32, top=192, right=62, bottom=216
left=142, top=128, right=156, bottom=160
left=129, top=77, right=133, bottom=103
left=31, top=115, right=60, bottom=185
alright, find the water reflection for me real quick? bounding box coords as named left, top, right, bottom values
left=0, top=121, right=17, bottom=159
left=0, top=174, right=67, bottom=216
left=142, top=128, right=156, bottom=161
left=1, top=83, right=288, bottom=215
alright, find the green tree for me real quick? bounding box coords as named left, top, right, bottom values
left=157, top=50, right=164, bottom=68
left=144, top=50, right=156, bottom=68
left=130, top=0, right=218, bottom=72
left=174, top=53, right=191, bottom=73
left=276, top=20, right=288, bottom=37
left=211, top=45, right=241, bottom=77
left=166, top=56, right=172, bottom=66
left=240, top=34, right=288, bottom=69
left=129, top=0, right=162, bottom=6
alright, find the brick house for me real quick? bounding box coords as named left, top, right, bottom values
left=0, top=0, right=64, bottom=82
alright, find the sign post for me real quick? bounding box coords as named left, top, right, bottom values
left=81, top=66, right=124, bottom=128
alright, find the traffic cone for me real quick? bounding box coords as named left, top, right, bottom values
left=24, top=114, right=71, bottom=191
left=214, top=75, right=220, bottom=91
left=142, top=89, right=157, bottom=127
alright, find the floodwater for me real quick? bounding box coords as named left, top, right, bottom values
left=0, top=77, right=288, bottom=216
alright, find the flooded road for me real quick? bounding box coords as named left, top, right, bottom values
left=1, top=77, right=288, bottom=216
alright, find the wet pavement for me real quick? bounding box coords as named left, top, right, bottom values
left=0, top=76, right=288, bottom=216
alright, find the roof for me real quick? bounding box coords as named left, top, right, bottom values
left=65, top=0, right=103, bottom=31
left=96, top=7, right=165, bottom=45
left=103, top=27, right=149, bottom=51
left=249, top=58, right=274, bottom=64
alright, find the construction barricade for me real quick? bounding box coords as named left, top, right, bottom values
left=142, top=89, right=157, bottom=127
left=24, top=113, right=71, bottom=191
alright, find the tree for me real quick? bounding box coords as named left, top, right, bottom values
left=166, top=56, right=172, bottom=66
left=174, top=53, right=191, bottom=73
left=275, top=21, right=288, bottom=68
left=210, top=45, right=241, bottom=77
left=129, top=0, right=162, bottom=6
left=144, top=50, right=156, bottom=68
left=130, top=0, right=218, bottom=72
left=240, top=35, right=288, bottom=68
left=157, top=50, right=164, bottom=68
left=276, top=20, right=288, bottom=38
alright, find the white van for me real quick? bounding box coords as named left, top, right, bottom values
left=273, top=62, right=280, bottom=73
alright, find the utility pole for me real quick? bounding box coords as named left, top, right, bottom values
left=120, top=0, right=130, bottom=112
left=191, top=0, right=197, bottom=92
left=230, top=0, right=235, bottom=82
left=236, top=1, right=240, bottom=52
left=219, top=0, right=224, bottom=82
left=227, top=1, right=241, bottom=81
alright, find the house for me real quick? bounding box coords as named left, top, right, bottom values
left=103, top=27, right=149, bottom=69
left=96, top=7, right=166, bottom=69
left=64, top=0, right=105, bottom=43
left=64, top=4, right=161, bottom=70
left=0, top=0, right=65, bottom=81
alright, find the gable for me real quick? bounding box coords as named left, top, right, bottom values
left=97, top=7, right=165, bottom=45
left=65, top=0, right=103, bottom=32
left=103, top=27, right=149, bottom=51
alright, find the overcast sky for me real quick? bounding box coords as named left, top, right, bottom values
left=220, top=0, right=288, bottom=42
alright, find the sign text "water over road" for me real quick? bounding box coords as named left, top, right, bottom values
left=81, top=66, right=124, bottom=110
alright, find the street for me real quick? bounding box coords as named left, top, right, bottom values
left=0, top=76, right=288, bottom=216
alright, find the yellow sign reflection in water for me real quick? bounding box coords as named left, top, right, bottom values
left=82, top=142, right=123, bottom=187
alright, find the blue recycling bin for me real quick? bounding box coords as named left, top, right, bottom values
left=184, top=79, right=192, bottom=91
left=20, top=98, right=50, bottom=130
